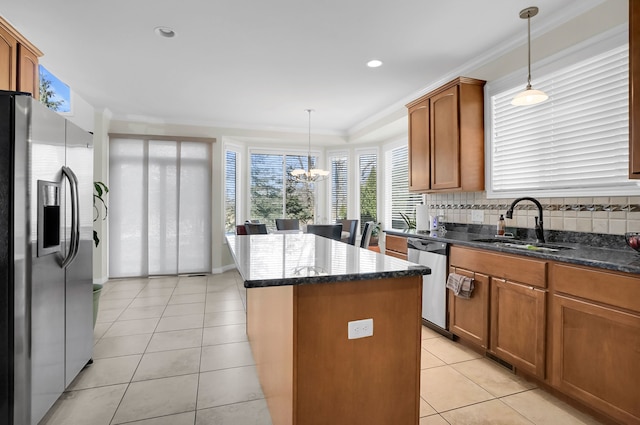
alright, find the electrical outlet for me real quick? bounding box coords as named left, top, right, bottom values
left=471, top=210, right=484, bottom=223
left=348, top=318, right=373, bottom=339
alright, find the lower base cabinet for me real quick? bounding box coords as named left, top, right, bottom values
left=448, top=266, right=489, bottom=348
left=490, top=279, right=546, bottom=379
left=441, top=245, right=640, bottom=423
left=448, top=246, right=547, bottom=379
left=550, top=263, right=640, bottom=425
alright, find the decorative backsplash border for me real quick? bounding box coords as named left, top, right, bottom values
left=426, top=203, right=640, bottom=212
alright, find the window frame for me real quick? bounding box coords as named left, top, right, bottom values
left=356, top=147, right=379, bottom=232
left=247, top=147, right=323, bottom=226
left=327, top=149, right=350, bottom=223
left=485, top=24, right=638, bottom=198
left=383, top=140, right=425, bottom=230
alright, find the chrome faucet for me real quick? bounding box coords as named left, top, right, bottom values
left=505, top=197, right=545, bottom=243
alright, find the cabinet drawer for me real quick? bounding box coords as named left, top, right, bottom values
left=386, top=250, right=407, bottom=260
left=385, top=234, right=408, bottom=254
left=551, top=263, right=640, bottom=314
left=450, top=246, right=547, bottom=288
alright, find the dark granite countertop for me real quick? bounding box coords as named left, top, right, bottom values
left=385, top=225, right=640, bottom=275
left=226, top=233, right=430, bottom=288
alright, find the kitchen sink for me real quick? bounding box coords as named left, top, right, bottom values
left=471, top=238, right=574, bottom=251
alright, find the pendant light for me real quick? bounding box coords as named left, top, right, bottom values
left=511, top=6, right=549, bottom=106
left=290, top=109, right=330, bottom=182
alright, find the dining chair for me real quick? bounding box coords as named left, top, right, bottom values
left=275, top=218, right=300, bottom=230
left=338, top=219, right=359, bottom=245
left=244, top=223, right=268, bottom=234
left=306, top=224, right=342, bottom=241
left=360, top=221, right=375, bottom=249
left=236, top=224, right=248, bottom=235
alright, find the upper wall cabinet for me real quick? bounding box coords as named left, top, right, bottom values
left=406, top=77, right=485, bottom=193
left=0, top=17, right=42, bottom=100
left=631, top=2, right=640, bottom=178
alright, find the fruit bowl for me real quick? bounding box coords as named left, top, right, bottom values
left=625, top=232, right=640, bottom=252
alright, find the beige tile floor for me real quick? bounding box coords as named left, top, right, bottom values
left=39, top=271, right=604, bottom=425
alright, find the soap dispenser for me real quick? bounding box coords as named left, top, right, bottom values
left=497, top=214, right=506, bottom=236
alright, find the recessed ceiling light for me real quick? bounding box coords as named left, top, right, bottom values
left=154, top=26, right=176, bottom=38
left=367, top=60, right=383, bottom=68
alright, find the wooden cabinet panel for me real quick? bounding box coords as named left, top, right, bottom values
left=406, top=77, right=485, bottom=193
left=386, top=250, right=407, bottom=260
left=17, top=44, right=39, bottom=99
left=0, top=23, right=17, bottom=91
left=430, top=86, right=459, bottom=190
left=449, top=245, right=547, bottom=288
left=551, top=294, right=640, bottom=424
left=630, top=0, right=640, bottom=178
left=385, top=234, right=408, bottom=254
left=408, top=100, right=430, bottom=191
left=490, top=279, right=546, bottom=379
left=551, top=263, right=640, bottom=314
left=0, top=17, right=41, bottom=97
left=385, top=233, right=408, bottom=260
left=448, top=266, right=490, bottom=348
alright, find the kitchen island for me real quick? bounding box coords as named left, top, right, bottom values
left=226, top=233, right=430, bottom=425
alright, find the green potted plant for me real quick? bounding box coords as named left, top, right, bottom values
left=369, top=222, right=382, bottom=247
left=399, top=212, right=417, bottom=229
left=92, top=181, right=108, bottom=328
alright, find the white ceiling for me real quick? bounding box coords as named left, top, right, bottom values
left=1, top=0, right=604, bottom=138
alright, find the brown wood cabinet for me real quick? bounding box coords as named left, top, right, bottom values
left=407, top=99, right=430, bottom=191
left=448, top=245, right=640, bottom=423
left=630, top=1, right=640, bottom=178
left=448, top=265, right=490, bottom=348
left=0, top=17, right=42, bottom=99
left=247, top=276, right=422, bottom=425
left=384, top=233, right=408, bottom=260
left=448, top=246, right=547, bottom=378
left=406, top=77, right=485, bottom=193
left=549, top=263, right=640, bottom=425
left=490, top=278, right=546, bottom=379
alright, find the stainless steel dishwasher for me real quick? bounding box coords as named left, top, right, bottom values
left=407, top=238, right=451, bottom=336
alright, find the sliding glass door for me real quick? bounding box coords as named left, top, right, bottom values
left=109, top=136, right=213, bottom=277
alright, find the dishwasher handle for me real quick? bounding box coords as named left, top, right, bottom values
left=407, top=238, right=448, bottom=255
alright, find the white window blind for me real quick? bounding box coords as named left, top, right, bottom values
left=385, top=145, right=423, bottom=229
left=490, top=43, right=635, bottom=196
left=359, top=152, right=377, bottom=232
left=109, top=137, right=212, bottom=277
left=249, top=152, right=317, bottom=227
left=224, top=150, right=237, bottom=233
left=330, top=154, right=348, bottom=222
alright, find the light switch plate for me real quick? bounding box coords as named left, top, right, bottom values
left=471, top=210, right=484, bottom=223
left=348, top=318, right=373, bottom=339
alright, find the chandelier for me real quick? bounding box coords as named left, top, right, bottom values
left=290, top=109, right=330, bottom=182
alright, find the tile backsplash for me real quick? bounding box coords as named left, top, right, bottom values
left=425, top=192, right=640, bottom=235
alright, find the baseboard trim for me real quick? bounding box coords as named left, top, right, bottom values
left=211, top=264, right=237, bottom=274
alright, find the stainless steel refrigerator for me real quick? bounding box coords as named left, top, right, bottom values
left=0, top=91, right=94, bottom=425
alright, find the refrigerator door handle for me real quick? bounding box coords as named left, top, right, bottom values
left=61, top=166, right=80, bottom=268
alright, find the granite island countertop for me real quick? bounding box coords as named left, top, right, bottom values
left=226, top=233, right=430, bottom=288
left=385, top=227, right=640, bottom=274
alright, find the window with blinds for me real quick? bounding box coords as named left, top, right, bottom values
left=249, top=152, right=317, bottom=228
left=359, top=152, right=377, bottom=232
left=330, top=154, right=348, bottom=222
left=224, top=150, right=237, bottom=233
left=489, top=41, right=638, bottom=196
left=385, top=145, right=423, bottom=229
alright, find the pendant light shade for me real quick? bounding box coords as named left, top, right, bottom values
left=512, top=87, right=548, bottom=106
left=291, top=109, right=329, bottom=182
left=512, top=6, right=549, bottom=106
